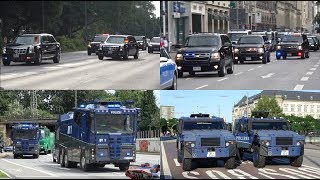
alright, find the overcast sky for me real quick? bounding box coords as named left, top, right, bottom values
left=153, top=1, right=160, bottom=17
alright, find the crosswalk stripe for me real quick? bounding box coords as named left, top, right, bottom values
left=173, top=158, right=181, bottom=166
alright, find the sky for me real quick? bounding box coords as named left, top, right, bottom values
left=153, top=1, right=160, bottom=17
left=160, top=90, right=263, bottom=123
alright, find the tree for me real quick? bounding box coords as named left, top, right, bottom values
left=252, top=96, right=283, bottom=118
left=137, top=91, right=159, bottom=131
left=160, top=118, right=168, bottom=134
left=167, top=118, right=178, bottom=135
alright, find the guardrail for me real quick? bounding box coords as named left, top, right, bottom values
left=137, top=129, right=161, bottom=139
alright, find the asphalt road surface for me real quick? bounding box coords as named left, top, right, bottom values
left=0, top=50, right=159, bottom=90
left=161, top=140, right=320, bottom=179
left=172, top=51, right=320, bottom=90
left=0, top=152, right=160, bottom=179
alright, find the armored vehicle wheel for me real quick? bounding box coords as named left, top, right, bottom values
left=290, top=155, right=303, bottom=167
left=80, top=155, right=91, bottom=171
left=119, top=162, right=130, bottom=171
left=53, top=155, right=56, bottom=162
left=224, top=157, right=236, bottom=169
left=182, top=158, right=192, bottom=171
left=177, top=150, right=182, bottom=163
left=34, top=52, right=42, bottom=65
left=64, top=151, right=74, bottom=168
left=53, top=51, right=60, bottom=63
left=3, top=61, right=10, bottom=66
left=227, top=60, right=234, bottom=74
left=253, top=146, right=265, bottom=168
left=60, top=150, right=65, bottom=167
left=178, top=71, right=183, bottom=78
left=123, top=50, right=129, bottom=60
left=189, top=72, right=195, bottom=76
left=218, top=62, right=226, bottom=77
left=33, top=154, right=39, bottom=159
left=134, top=49, right=139, bottom=59
left=13, top=154, right=18, bottom=159
left=98, top=55, right=104, bottom=60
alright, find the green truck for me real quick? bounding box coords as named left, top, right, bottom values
left=39, top=126, right=54, bottom=155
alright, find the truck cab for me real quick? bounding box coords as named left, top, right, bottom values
left=233, top=117, right=305, bottom=168
left=39, top=126, right=54, bottom=155
left=176, top=113, right=236, bottom=171
left=11, top=123, right=40, bottom=159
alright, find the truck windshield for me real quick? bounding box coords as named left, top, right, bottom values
left=40, top=130, right=45, bottom=139
left=238, top=36, right=263, bottom=44
left=252, top=121, right=289, bottom=130
left=106, top=36, right=126, bottom=44
left=14, top=129, right=38, bottom=139
left=228, top=33, right=247, bottom=41
left=183, top=121, right=224, bottom=130
left=12, top=36, right=39, bottom=45
left=95, top=114, right=134, bottom=134
left=185, top=36, right=219, bottom=47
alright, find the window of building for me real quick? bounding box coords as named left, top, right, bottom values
left=297, top=104, right=301, bottom=112
left=291, top=104, right=295, bottom=112
left=199, top=6, right=202, bottom=11
left=304, top=105, right=308, bottom=112
left=218, top=2, right=220, bottom=5
left=317, top=105, right=320, bottom=112
left=311, top=105, right=314, bottom=113
left=223, top=3, right=225, bottom=6
left=193, top=5, right=197, bottom=10
left=297, top=96, right=300, bottom=100
left=283, top=104, right=288, bottom=112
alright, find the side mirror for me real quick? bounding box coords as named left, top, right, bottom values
left=232, top=41, right=236, bottom=45
left=160, top=57, right=168, bottom=62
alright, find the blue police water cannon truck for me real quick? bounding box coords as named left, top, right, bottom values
left=11, top=123, right=40, bottom=159
left=176, top=113, right=237, bottom=171
left=53, top=100, right=141, bottom=171
left=233, top=116, right=305, bottom=168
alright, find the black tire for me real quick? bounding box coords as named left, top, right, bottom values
left=119, top=162, right=130, bottom=171
left=33, top=154, right=39, bottom=159
left=189, top=71, right=195, bottom=76
left=283, top=56, right=287, bottom=59
left=227, top=60, right=234, bottom=74
left=134, top=49, right=139, bottom=59
left=13, top=154, right=18, bottom=159
left=80, top=153, right=91, bottom=171
left=290, top=155, right=303, bottom=167
left=182, top=158, right=192, bottom=171
left=169, top=73, right=177, bottom=90
left=178, top=71, right=183, bottom=78
left=87, top=50, right=91, bottom=56
left=123, top=49, right=129, bottom=60
left=98, top=55, right=104, bottom=60
left=305, top=51, right=309, bottom=58
left=34, top=52, right=42, bottom=65
left=224, top=157, right=236, bottom=169
left=64, top=151, right=72, bottom=168
left=60, top=150, right=65, bottom=167
left=53, top=50, right=60, bottom=63
left=218, top=62, right=226, bottom=77
left=3, top=61, right=11, bottom=66
left=262, top=56, right=267, bottom=64
left=177, top=150, right=182, bottom=163
left=252, top=146, right=266, bottom=168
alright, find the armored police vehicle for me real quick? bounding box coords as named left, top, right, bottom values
left=176, top=113, right=237, bottom=171
left=39, top=126, right=54, bottom=155
left=233, top=117, right=305, bottom=168
left=53, top=100, right=140, bottom=171
left=11, top=123, right=40, bottom=159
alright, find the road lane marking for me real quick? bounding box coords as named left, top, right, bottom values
left=248, top=68, right=254, bottom=71
left=301, top=77, right=309, bottom=81
left=258, top=169, right=297, bottom=179
left=299, top=167, right=320, bottom=175
left=258, top=173, right=275, bottom=179
left=315, top=64, right=319, bottom=67
left=195, top=85, right=208, bottom=90
left=227, top=169, right=257, bottom=179
left=310, top=68, right=317, bottom=71
left=185, top=78, right=193, bottom=80
left=279, top=168, right=320, bottom=179
left=206, top=170, right=231, bottom=179
left=160, top=141, right=172, bottom=179
left=1, top=72, right=38, bottom=81
left=217, top=78, right=228, bottom=82
left=173, top=159, right=181, bottom=166
left=0, top=159, right=56, bottom=176
left=182, top=171, right=200, bottom=179
left=258, top=65, right=263, bottom=68
left=234, top=72, right=243, bottom=76
left=261, top=73, right=275, bottom=79
left=306, top=72, right=314, bottom=75
left=294, top=84, right=304, bottom=90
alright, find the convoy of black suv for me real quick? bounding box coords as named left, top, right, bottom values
left=2, top=33, right=61, bottom=66
left=87, top=34, right=109, bottom=55
left=276, top=33, right=310, bottom=59
left=175, top=33, right=234, bottom=78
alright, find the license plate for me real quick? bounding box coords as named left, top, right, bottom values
left=13, top=54, right=19, bottom=58
left=207, top=151, right=216, bottom=157
left=281, top=150, right=289, bottom=156
left=108, top=51, right=112, bottom=54
left=193, top=66, right=201, bottom=71
left=246, top=57, right=251, bottom=60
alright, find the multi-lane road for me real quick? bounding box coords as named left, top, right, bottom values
left=0, top=50, right=159, bottom=90
left=161, top=140, right=320, bottom=179
left=0, top=152, right=160, bottom=179
left=173, top=51, right=320, bottom=90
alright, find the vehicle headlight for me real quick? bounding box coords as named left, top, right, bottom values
left=234, top=48, right=239, bottom=53
left=185, top=141, right=195, bottom=147
left=277, top=46, right=281, bottom=50
left=176, top=53, right=183, bottom=61
left=119, top=46, right=123, bottom=51
left=298, top=45, right=302, bottom=50
left=211, top=52, right=220, bottom=60
left=225, top=140, right=235, bottom=147
left=3, top=47, right=6, bottom=54
left=297, top=140, right=304, bottom=146
left=261, top=140, right=270, bottom=146
left=258, top=48, right=264, bottom=53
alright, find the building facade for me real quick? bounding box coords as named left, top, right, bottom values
left=232, top=90, right=320, bottom=123
left=160, top=105, right=175, bottom=120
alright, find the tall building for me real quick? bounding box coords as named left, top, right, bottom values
left=232, top=90, right=320, bottom=123
left=160, top=105, right=175, bottom=120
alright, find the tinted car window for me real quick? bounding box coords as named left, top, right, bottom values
left=151, top=37, right=160, bottom=43
left=282, top=35, right=302, bottom=42
left=185, top=36, right=219, bottom=47
left=13, top=36, right=39, bottom=45
left=238, top=36, right=263, bottom=44
left=106, top=36, right=125, bottom=44
left=48, top=36, right=55, bottom=43
left=308, top=38, right=314, bottom=43
left=92, top=36, right=108, bottom=42
left=134, top=36, right=145, bottom=41
left=183, top=121, right=224, bottom=130
left=228, top=33, right=247, bottom=41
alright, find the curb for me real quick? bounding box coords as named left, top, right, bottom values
left=0, top=168, right=12, bottom=179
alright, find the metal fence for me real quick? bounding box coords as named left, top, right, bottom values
left=137, top=129, right=161, bottom=139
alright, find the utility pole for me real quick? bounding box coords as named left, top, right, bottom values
left=74, top=90, right=78, bottom=108
left=236, top=2, right=239, bottom=29
left=42, top=0, right=44, bottom=32
left=162, top=1, right=166, bottom=37
left=85, top=1, right=88, bottom=43
left=31, top=90, right=37, bottom=119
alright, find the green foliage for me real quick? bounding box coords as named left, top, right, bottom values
left=160, top=118, right=168, bottom=133
left=314, top=12, right=320, bottom=25
left=137, top=91, right=160, bottom=131
left=56, top=31, right=87, bottom=52
left=167, top=118, right=178, bottom=134
left=284, top=114, right=320, bottom=135
left=252, top=96, right=284, bottom=118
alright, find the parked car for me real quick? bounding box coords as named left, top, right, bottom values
left=87, top=34, right=109, bottom=55
left=2, top=33, right=61, bottom=66
left=148, top=37, right=160, bottom=53
left=160, top=47, right=177, bottom=90
left=276, top=33, right=310, bottom=59
left=134, top=36, right=147, bottom=50
left=307, top=37, right=318, bottom=51
left=98, top=35, right=139, bottom=60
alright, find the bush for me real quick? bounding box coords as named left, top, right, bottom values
left=56, top=31, right=86, bottom=53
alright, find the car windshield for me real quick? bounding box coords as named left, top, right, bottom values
left=14, top=129, right=37, bottom=139
left=282, top=35, right=302, bottom=42
left=183, top=121, right=225, bottom=130
left=228, top=33, right=247, bottom=41
left=238, top=36, right=263, bottom=44
left=12, top=36, right=39, bottom=45
left=308, top=38, right=314, bottom=43
left=185, top=36, right=219, bottom=47
left=252, top=121, right=289, bottom=130
left=92, top=36, right=108, bottom=42
left=151, top=37, right=160, bottom=43
left=277, top=34, right=285, bottom=40
left=95, top=114, right=134, bottom=134
left=106, top=36, right=126, bottom=44
left=135, top=36, right=144, bottom=41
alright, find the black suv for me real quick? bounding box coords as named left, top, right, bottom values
left=148, top=37, right=160, bottom=53
left=307, top=36, right=319, bottom=51
left=87, top=34, right=109, bottom=55
left=2, top=33, right=60, bottom=66
left=233, top=35, right=271, bottom=64
left=134, top=36, right=147, bottom=50
left=175, top=33, right=234, bottom=78
left=98, top=35, right=139, bottom=60
left=276, top=33, right=310, bottom=59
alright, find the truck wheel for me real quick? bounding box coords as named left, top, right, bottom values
left=224, top=157, right=236, bottom=169
left=177, top=150, right=182, bottom=163
left=253, top=146, right=266, bottom=168
left=33, top=154, right=39, bottom=159
left=98, top=55, right=104, bottom=60
left=80, top=154, right=91, bottom=171
left=290, top=155, right=303, bottom=167
left=60, top=150, right=65, bottom=167
left=218, top=62, right=226, bottom=77
left=3, top=61, right=10, bottom=66
left=34, top=51, right=42, bottom=65
left=119, top=162, right=130, bottom=171
left=64, top=151, right=72, bottom=168
left=182, top=158, right=193, bottom=171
